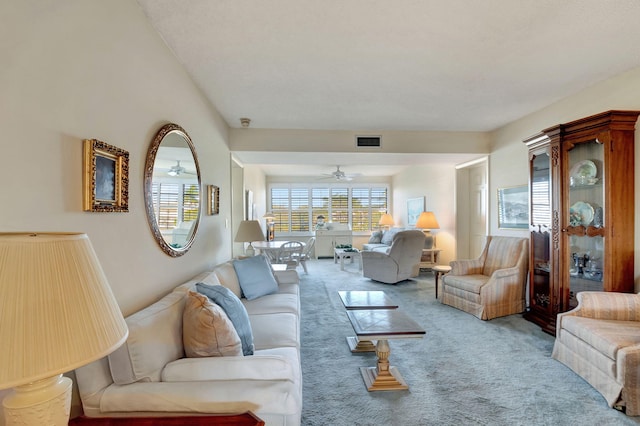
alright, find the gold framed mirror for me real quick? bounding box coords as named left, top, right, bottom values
left=144, top=123, right=201, bottom=257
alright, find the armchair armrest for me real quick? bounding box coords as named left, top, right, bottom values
left=559, top=291, right=640, bottom=324
left=449, top=258, right=483, bottom=275
left=162, top=355, right=295, bottom=382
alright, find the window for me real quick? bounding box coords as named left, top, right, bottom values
left=269, top=185, right=388, bottom=233
left=152, top=182, right=200, bottom=231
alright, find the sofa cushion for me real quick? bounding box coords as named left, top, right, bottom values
left=162, top=350, right=295, bottom=382
left=444, top=274, right=489, bottom=294
left=183, top=291, right=243, bottom=358
left=233, top=255, right=279, bottom=300
left=108, top=289, right=186, bottom=385
left=368, top=231, right=383, bottom=244
left=213, top=262, right=243, bottom=298
left=562, top=316, right=640, bottom=360
left=250, top=312, right=300, bottom=350
left=381, top=228, right=400, bottom=246
left=196, top=282, right=255, bottom=355
left=362, top=243, right=389, bottom=252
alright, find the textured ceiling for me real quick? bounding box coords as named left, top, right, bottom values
left=136, top=0, right=640, bottom=176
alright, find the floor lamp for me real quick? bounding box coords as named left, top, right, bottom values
left=0, top=233, right=128, bottom=426
left=415, top=211, right=440, bottom=249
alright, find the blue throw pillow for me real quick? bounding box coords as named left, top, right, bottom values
left=368, top=231, right=383, bottom=244
left=232, top=255, right=279, bottom=300
left=195, top=282, right=255, bottom=356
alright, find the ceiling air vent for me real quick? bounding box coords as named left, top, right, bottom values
left=356, top=135, right=382, bottom=149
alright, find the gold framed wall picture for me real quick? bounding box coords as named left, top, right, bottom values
left=497, top=185, right=528, bottom=229
left=207, top=185, right=219, bottom=215
left=83, top=139, right=129, bottom=212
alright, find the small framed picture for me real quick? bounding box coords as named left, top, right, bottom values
left=207, top=185, right=219, bottom=215
left=498, top=185, right=529, bottom=229
left=83, top=139, right=129, bottom=212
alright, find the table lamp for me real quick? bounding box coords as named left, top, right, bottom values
left=415, top=211, right=440, bottom=249
left=378, top=213, right=394, bottom=230
left=0, top=233, right=128, bottom=426
left=235, top=220, right=265, bottom=256
left=262, top=212, right=276, bottom=241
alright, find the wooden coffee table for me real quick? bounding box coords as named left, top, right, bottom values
left=346, top=309, right=425, bottom=391
left=338, top=291, right=398, bottom=352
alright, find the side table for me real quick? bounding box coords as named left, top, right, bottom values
left=432, top=265, right=451, bottom=299
left=419, top=248, right=442, bottom=270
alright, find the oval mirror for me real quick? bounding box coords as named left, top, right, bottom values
left=144, top=123, right=201, bottom=257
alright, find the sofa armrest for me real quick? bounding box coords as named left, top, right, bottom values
left=449, top=258, right=483, bottom=275
left=274, top=270, right=299, bottom=285
left=162, top=356, right=294, bottom=382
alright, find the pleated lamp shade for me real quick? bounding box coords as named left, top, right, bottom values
left=0, top=233, right=128, bottom=389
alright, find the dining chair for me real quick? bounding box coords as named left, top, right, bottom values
left=293, top=237, right=315, bottom=274
left=275, top=241, right=304, bottom=270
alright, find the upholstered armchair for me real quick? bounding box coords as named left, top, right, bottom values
left=361, top=230, right=425, bottom=284
left=553, top=291, right=640, bottom=416
left=440, top=236, right=528, bottom=320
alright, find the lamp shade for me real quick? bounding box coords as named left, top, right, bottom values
left=234, top=220, right=265, bottom=243
left=415, top=211, right=440, bottom=230
left=262, top=212, right=276, bottom=221
left=378, top=213, right=394, bottom=226
left=0, top=233, right=128, bottom=390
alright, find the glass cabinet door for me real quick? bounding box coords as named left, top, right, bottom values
left=566, top=139, right=605, bottom=308
left=530, top=151, right=552, bottom=312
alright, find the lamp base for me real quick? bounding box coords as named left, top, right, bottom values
left=3, top=374, right=72, bottom=426
left=245, top=243, right=256, bottom=257
left=423, top=231, right=435, bottom=249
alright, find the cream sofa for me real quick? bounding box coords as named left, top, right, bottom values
left=74, top=257, right=302, bottom=425
left=552, top=291, right=640, bottom=416
left=362, top=227, right=405, bottom=252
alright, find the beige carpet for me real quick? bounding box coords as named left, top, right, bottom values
left=298, top=258, right=639, bottom=426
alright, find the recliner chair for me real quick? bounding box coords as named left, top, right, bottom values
left=361, top=230, right=426, bottom=284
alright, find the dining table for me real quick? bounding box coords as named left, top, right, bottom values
left=252, top=240, right=305, bottom=262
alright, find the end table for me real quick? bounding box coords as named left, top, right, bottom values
left=432, top=265, right=451, bottom=299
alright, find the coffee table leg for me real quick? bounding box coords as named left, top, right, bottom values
left=360, top=339, right=409, bottom=391
left=346, top=336, right=376, bottom=353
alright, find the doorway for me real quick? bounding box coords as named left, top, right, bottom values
left=455, top=157, right=488, bottom=259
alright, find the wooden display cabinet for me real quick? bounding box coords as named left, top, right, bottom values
left=523, top=110, right=639, bottom=334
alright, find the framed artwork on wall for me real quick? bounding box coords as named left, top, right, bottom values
left=407, top=197, right=425, bottom=226
left=83, top=139, right=129, bottom=212
left=207, top=185, right=219, bottom=215
left=245, top=190, right=253, bottom=220
left=498, top=185, right=529, bottom=229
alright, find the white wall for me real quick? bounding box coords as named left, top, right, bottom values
left=489, top=66, right=640, bottom=288
left=392, top=163, right=457, bottom=265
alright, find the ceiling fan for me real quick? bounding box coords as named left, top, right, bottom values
left=166, top=160, right=195, bottom=176
left=320, top=165, right=361, bottom=181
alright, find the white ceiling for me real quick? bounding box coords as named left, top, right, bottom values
left=136, top=0, right=640, bottom=177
